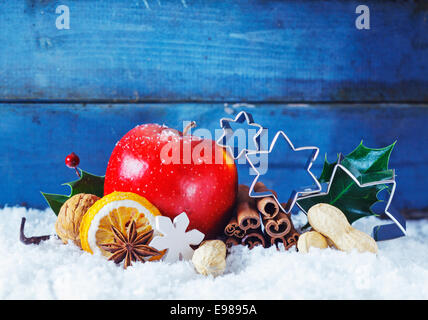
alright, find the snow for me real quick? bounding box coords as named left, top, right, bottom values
left=1, top=206, right=427, bottom=300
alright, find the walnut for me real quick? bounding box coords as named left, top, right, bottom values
left=192, top=240, right=226, bottom=277
left=55, top=193, right=100, bottom=248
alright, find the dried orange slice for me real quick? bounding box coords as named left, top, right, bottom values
left=79, top=191, right=162, bottom=257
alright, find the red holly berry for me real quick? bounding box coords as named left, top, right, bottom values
left=65, top=152, right=80, bottom=168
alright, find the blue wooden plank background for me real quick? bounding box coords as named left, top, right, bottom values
left=1, top=104, right=427, bottom=217
left=1, top=1, right=428, bottom=218
left=0, top=0, right=427, bottom=102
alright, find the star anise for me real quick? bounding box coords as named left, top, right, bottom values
left=99, top=220, right=162, bottom=269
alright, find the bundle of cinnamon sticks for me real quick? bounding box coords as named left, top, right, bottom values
left=224, top=183, right=300, bottom=251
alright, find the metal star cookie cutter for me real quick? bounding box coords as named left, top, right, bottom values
left=216, top=111, right=265, bottom=160
left=295, top=160, right=407, bottom=241
left=245, top=130, right=322, bottom=214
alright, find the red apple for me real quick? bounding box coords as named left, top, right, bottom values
left=104, top=123, right=238, bottom=239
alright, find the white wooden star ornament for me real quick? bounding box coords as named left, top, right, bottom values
left=149, top=212, right=205, bottom=263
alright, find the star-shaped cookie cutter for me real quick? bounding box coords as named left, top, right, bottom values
left=216, top=111, right=265, bottom=159
left=295, top=161, right=407, bottom=241
left=245, top=130, right=322, bottom=214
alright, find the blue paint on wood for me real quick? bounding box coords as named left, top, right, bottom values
left=0, top=1, right=427, bottom=102
left=1, top=0, right=427, bottom=220
left=1, top=104, right=427, bottom=218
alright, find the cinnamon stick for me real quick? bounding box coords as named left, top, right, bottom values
left=286, top=231, right=300, bottom=247
left=270, top=236, right=297, bottom=251
left=266, top=206, right=300, bottom=251
left=224, top=216, right=245, bottom=238
left=20, top=217, right=51, bottom=245
left=225, top=236, right=240, bottom=249
left=253, top=182, right=280, bottom=219
left=236, top=185, right=261, bottom=231
left=242, top=229, right=266, bottom=249
left=224, top=217, right=237, bottom=236
left=268, top=231, right=298, bottom=250
left=284, top=214, right=300, bottom=247
left=263, top=212, right=292, bottom=238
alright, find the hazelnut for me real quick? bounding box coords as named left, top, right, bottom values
left=192, top=240, right=226, bottom=277
left=55, top=193, right=100, bottom=248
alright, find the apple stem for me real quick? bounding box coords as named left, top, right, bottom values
left=183, top=121, right=196, bottom=136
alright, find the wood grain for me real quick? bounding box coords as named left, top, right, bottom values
left=0, top=0, right=427, bottom=102
left=1, top=103, right=427, bottom=217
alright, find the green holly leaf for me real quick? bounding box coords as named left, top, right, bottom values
left=320, top=141, right=396, bottom=181
left=41, top=169, right=105, bottom=216
left=318, top=153, right=340, bottom=183
left=40, top=193, right=70, bottom=216
left=298, top=168, right=393, bottom=225
left=297, top=141, right=396, bottom=225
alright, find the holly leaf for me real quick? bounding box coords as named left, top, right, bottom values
left=41, top=169, right=104, bottom=216
left=318, top=153, right=340, bottom=183
left=40, top=193, right=70, bottom=216
left=297, top=141, right=396, bottom=225
left=298, top=168, right=394, bottom=225
left=321, top=141, right=396, bottom=181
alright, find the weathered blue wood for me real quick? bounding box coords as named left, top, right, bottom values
left=1, top=104, right=427, bottom=218
left=0, top=1, right=427, bottom=102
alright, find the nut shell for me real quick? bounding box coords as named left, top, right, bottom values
left=192, top=240, right=226, bottom=277
left=55, top=193, right=100, bottom=248
left=297, top=231, right=329, bottom=253
left=308, top=203, right=378, bottom=254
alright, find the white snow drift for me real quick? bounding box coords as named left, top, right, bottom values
left=0, top=206, right=427, bottom=299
